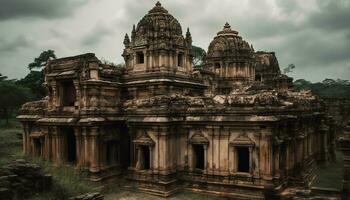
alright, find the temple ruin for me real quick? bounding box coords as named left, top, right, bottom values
left=18, top=2, right=337, bottom=199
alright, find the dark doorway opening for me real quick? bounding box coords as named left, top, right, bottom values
left=177, top=53, right=183, bottom=67
left=61, top=80, right=76, bottom=106
left=140, top=146, right=150, bottom=170
left=193, top=144, right=204, bottom=170
left=237, top=147, right=250, bottom=173
left=33, top=138, right=42, bottom=157
left=66, top=128, right=76, bottom=163
left=120, top=124, right=130, bottom=169
left=255, top=74, right=262, bottom=81
left=106, top=141, right=119, bottom=165
left=137, top=52, right=144, bottom=64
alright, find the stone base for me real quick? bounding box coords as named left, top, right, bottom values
left=125, top=170, right=180, bottom=197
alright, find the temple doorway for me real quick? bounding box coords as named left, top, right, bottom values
left=33, top=138, right=42, bottom=157
left=66, top=128, right=76, bottom=163
left=60, top=80, right=76, bottom=107
left=237, top=147, right=250, bottom=172
left=140, top=146, right=150, bottom=170
left=193, top=144, right=204, bottom=170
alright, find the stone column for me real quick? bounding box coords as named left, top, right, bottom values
left=135, top=146, right=141, bottom=169
left=274, top=145, right=280, bottom=177
left=249, top=147, right=254, bottom=174
left=74, top=127, right=83, bottom=167
left=89, top=126, right=100, bottom=173
left=82, top=127, right=89, bottom=167
left=51, top=82, right=59, bottom=108
left=149, top=146, right=153, bottom=170
left=204, top=145, right=208, bottom=173
left=22, top=123, right=28, bottom=154
left=53, top=126, right=62, bottom=165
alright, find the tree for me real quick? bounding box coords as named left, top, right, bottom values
left=283, top=64, right=295, bottom=74
left=191, top=45, right=206, bottom=67
left=28, top=49, right=56, bottom=70
left=0, top=79, right=33, bottom=125
left=17, top=71, right=46, bottom=99
left=0, top=73, right=7, bottom=81
left=18, top=50, right=57, bottom=99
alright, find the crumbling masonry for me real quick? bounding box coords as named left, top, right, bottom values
left=18, top=2, right=336, bottom=199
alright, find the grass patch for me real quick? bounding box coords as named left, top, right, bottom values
left=312, top=151, right=343, bottom=189
left=0, top=118, right=23, bottom=165
left=27, top=158, right=101, bottom=200
left=0, top=118, right=101, bottom=199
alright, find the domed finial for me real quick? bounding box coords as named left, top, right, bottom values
left=156, top=1, right=161, bottom=6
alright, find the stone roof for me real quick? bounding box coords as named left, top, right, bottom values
left=206, top=23, right=254, bottom=60
left=130, top=2, right=186, bottom=48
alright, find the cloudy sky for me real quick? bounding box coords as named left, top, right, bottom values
left=0, top=0, right=349, bottom=82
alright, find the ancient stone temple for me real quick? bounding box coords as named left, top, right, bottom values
left=18, top=2, right=336, bottom=199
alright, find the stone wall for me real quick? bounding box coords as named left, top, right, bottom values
left=0, top=159, right=52, bottom=200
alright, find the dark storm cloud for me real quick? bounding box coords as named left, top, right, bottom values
left=0, top=0, right=89, bottom=20
left=0, top=0, right=349, bottom=82
left=307, top=0, right=350, bottom=32
left=81, top=23, right=115, bottom=46
left=0, top=35, right=32, bottom=52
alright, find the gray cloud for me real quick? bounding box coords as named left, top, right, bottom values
left=81, top=23, right=115, bottom=46
left=0, top=0, right=89, bottom=20
left=0, top=0, right=349, bottom=82
left=0, top=35, right=33, bottom=52
left=307, top=0, right=350, bottom=32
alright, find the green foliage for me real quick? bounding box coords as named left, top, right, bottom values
left=283, top=64, right=295, bottom=74
left=17, top=70, right=46, bottom=99
left=191, top=45, right=206, bottom=67
left=0, top=119, right=22, bottom=165
left=28, top=49, right=56, bottom=70
left=293, top=78, right=350, bottom=98
left=0, top=73, right=8, bottom=81
left=0, top=78, right=34, bottom=125
left=312, top=151, right=343, bottom=189
left=29, top=158, right=100, bottom=200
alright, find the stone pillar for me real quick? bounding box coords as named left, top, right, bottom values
left=53, top=127, right=63, bottom=165
left=145, top=50, right=149, bottom=71
left=249, top=146, right=254, bottom=174
left=274, top=145, right=280, bottom=177
left=149, top=146, right=153, bottom=169
left=82, top=127, right=89, bottom=167
left=204, top=145, right=208, bottom=173
left=135, top=146, right=141, bottom=169
left=89, top=126, right=100, bottom=173
left=22, top=123, right=28, bottom=154
left=74, top=127, right=83, bottom=167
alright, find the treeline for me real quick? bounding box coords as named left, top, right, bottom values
left=0, top=50, right=55, bottom=125
left=294, top=78, right=350, bottom=98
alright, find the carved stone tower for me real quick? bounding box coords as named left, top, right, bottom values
left=122, top=1, right=193, bottom=74
left=204, top=23, right=255, bottom=94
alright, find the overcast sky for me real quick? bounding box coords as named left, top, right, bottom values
left=0, top=0, right=349, bottom=82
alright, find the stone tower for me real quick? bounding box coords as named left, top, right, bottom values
left=122, top=1, right=193, bottom=74
left=204, top=23, right=255, bottom=94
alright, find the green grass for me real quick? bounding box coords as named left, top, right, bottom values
left=28, top=158, right=101, bottom=200
left=312, top=151, right=343, bottom=189
left=0, top=118, right=101, bottom=200
left=0, top=118, right=23, bottom=165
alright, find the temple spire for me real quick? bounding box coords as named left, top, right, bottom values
left=124, top=33, right=130, bottom=47
left=186, top=27, right=192, bottom=47
left=156, top=1, right=161, bottom=7
left=131, top=24, right=136, bottom=40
